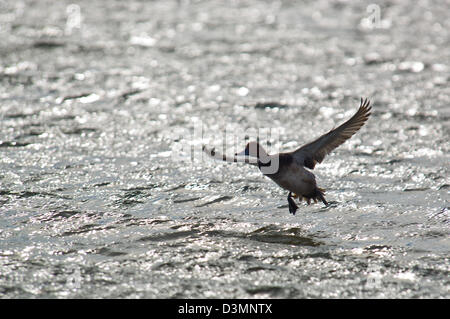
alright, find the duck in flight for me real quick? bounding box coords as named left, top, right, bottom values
left=203, top=98, right=372, bottom=215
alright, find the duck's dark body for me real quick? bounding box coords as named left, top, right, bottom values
left=258, top=153, right=327, bottom=213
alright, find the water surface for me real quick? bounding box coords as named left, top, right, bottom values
left=0, top=0, right=449, bottom=298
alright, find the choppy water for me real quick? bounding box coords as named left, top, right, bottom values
left=0, top=0, right=449, bottom=298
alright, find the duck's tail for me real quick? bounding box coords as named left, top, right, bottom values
left=315, top=187, right=328, bottom=206
left=301, top=187, right=328, bottom=206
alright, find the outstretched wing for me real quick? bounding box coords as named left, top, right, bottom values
left=292, top=98, right=372, bottom=169
left=202, top=145, right=259, bottom=166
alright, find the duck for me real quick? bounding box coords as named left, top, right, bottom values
left=203, top=98, right=372, bottom=215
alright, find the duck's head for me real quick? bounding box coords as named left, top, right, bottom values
left=235, top=141, right=269, bottom=160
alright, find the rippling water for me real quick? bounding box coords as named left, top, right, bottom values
left=0, top=0, right=449, bottom=298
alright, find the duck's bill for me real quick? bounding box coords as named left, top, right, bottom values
left=202, top=145, right=258, bottom=166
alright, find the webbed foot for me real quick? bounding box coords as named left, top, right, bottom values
left=287, top=192, right=299, bottom=215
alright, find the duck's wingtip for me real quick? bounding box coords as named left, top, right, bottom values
left=359, top=97, right=371, bottom=107
left=359, top=97, right=372, bottom=110
left=358, top=97, right=373, bottom=117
